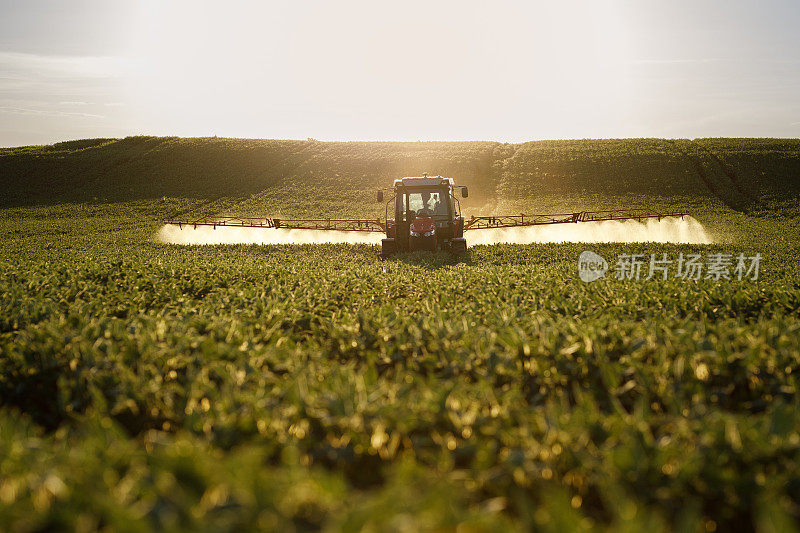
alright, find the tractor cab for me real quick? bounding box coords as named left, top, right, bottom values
left=378, top=174, right=468, bottom=256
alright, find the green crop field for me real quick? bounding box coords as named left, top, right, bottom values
left=2, top=137, right=800, bottom=531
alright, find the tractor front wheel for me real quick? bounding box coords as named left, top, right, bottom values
left=451, top=238, right=467, bottom=255
left=381, top=238, right=396, bottom=257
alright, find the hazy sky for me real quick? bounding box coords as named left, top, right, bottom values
left=1, top=0, right=799, bottom=146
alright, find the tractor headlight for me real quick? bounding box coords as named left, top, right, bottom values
left=411, top=230, right=434, bottom=238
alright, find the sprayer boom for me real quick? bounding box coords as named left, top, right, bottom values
left=167, top=216, right=385, bottom=232
left=164, top=175, right=690, bottom=255
left=166, top=209, right=686, bottom=232
left=463, top=209, right=688, bottom=230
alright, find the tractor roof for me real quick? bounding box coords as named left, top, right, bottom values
left=394, top=175, right=454, bottom=188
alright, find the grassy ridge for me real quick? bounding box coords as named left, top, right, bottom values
left=2, top=137, right=800, bottom=212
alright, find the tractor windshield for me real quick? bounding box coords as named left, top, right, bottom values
left=405, top=190, right=449, bottom=219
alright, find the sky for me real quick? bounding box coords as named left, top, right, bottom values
left=0, top=0, right=799, bottom=146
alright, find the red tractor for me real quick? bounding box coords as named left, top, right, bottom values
left=377, top=174, right=468, bottom=256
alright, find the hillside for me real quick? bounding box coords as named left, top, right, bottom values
left=2, top=138, right=800, bottom=529
left=2, top=137, right=799, bottom=214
